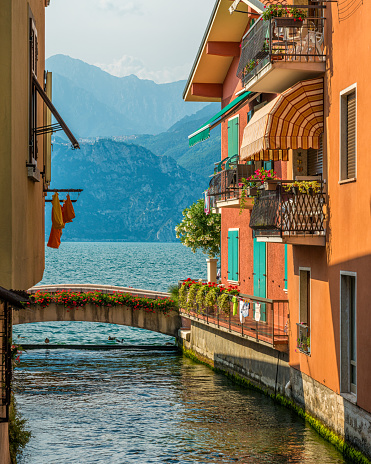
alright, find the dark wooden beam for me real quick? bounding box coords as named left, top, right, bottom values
left=191, top=83, right=223, bottom=98
left=206, top=41, right=241, bottom=57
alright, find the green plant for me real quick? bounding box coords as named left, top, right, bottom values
left=205, top=287, right=219, bottom=309
left=175, top=199, right=221, bottom=258
left=186, top=283, right=199, bottom=312
left=262, top=4, right=307, bottom=21
left=245, top=59, right=259, bottom=73
left=9, top=395, right=31, bottom=463
left=217, top=292, right=231, bottom=314
left=178, top=284, right=188, bottom=309
left=195, top=285, right=209, bottom=313
left=283, top=180, right=321, bottom=194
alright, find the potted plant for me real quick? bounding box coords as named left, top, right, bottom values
left=239, top=168, right=280, bottom=213
left=283, top=180, right=321, bottom=195
left=262, top=5, right=307, bottom=28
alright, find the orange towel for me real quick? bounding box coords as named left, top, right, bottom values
left=47, top=227, right=62, bottom=249
left=62, top=194, right=75, bottom=223
left=51, top=193, right=64, bottom=229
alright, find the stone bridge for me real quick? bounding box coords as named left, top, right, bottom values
left=12, top=284, right=181, bottom=337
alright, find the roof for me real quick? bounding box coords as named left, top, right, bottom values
left=183, top=0, right=256, bottom=102
left=0, top=286, right=29, bottom=308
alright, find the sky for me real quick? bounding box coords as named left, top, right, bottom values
left=46, top=0, right=216, bottom=83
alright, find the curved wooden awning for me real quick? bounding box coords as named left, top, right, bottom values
left=240, top=78, right=323, bottom=161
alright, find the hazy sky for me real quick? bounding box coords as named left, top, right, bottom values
left=46, top=0, right=215, bottom=83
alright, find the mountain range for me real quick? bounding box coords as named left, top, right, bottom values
left=46, top=54, right=215, bottom=137
left=46, top=55, right=222, bottom=242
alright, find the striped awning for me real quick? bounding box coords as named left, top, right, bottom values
left=240, top=78, right=323, bottom=161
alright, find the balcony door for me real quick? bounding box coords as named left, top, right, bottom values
left=253, top=239, right=266, bottom=321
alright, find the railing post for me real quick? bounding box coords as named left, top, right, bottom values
left=217, top=307, right=219, bottom=328
left=229, top=307, right=231, bottom=332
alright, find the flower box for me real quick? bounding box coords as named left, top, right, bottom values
left=274, top=17, right=304, bottom=28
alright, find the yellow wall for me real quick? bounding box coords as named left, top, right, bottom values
left=0, top=0, right=46, bottom=290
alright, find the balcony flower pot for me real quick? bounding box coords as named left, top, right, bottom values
left=271, top=54, right=284, bottom=61
left=274, top=17, right=304, bottom=28
left=292, top=186, right=299, bottom=195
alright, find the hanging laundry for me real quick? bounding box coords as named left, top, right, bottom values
left=47, top=193, right=65, bottom=249
left=240, top=301, right=250, bottom=323
left=239, top=300, right=245, bottom=323
left=62, top=194, right=75, bottom=223
left=232, top=296, right=238, bottom=316
left=51, top=193, right=64, bottom=229
left=47, top=228, right=62, bottom=249
left=254, top=303, right=261, bottom=322
left=204, top=190, right=210, bottom=215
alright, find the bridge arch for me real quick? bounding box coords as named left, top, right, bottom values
left=13, top=285, right=181, bottom=338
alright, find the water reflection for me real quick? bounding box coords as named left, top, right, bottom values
left=14, top=349, right=350, bottom=464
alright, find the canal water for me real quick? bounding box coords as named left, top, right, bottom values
left=13, top=243, right=351, bottom=463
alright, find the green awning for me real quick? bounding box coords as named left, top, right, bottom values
left=188, top=91, right=252, bottom=147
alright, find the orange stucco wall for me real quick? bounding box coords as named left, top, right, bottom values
left=287, top=1, right=371, bottom=413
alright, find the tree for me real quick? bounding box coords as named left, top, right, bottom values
left=175, top=199, right=221, bottom=258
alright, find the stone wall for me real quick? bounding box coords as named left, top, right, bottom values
left=13, top=304, right=181, bottom=338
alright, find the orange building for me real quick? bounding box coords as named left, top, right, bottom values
left=183, top=0, right=371, bottom=458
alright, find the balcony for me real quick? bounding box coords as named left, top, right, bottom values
left=249, top=181, right=326, bottom=246
left=179, top=286, right=289, bottom=350
left=237, top=11, right=325, bottom=93
left=209, top=162, right=256, bottom=211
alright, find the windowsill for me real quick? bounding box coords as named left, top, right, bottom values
left=227, top=280, right=240, bottom=285
left=341, top=392, right=357, bottom=405
left=338, top=178, right=356, bottom=185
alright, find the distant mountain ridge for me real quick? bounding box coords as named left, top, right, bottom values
left=46, top=54, right=215, bottom=137
left=47, top=139, right=206, bottom=242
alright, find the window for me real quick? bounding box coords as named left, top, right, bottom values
left=227, top=229, right=239, bottom=282
left=340, top=85, right=356, bottom=181
left=297, top=269, right=310, bottom=354
left=228, top=116, right=239, bottom=160
left=307, top=134, right=323, bottom=176
left=29, top=17, right=38, bottom=165
left=340, top=273, right=357, bottom=396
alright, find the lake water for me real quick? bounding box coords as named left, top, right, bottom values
left=13, top=243, right=351, bottom=463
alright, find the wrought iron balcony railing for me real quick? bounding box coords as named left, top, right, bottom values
left=249, top=182, right=326, bottom=238
left=237, top=12, right=325, bottom=87
left=209, top=164, right=255, bottom=202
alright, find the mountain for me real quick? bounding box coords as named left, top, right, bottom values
left=47, top=139, right=206, bottom=242
left=46, top=54, right=215, bottom=137
left=131, top=104, right=221, bottom=179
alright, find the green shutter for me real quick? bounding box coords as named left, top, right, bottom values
left=253, top=239, right=266, bottom=321
left=228, top=117, right=239, bottom=159
left=228, top=230, right=239, bottom=281
left=263, top=161, right=274, bottom=171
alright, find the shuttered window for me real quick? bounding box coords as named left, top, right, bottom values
left=307, top=134, right=323, bottom=176
left=340, top=87, right=356, bottom=181
left=346, top=93, right=356, bottom=179
left=29, top=18, right=38, bottom=164
left=228, top=116, right=239, bottom=159
left=227, top=230, right=239, bottom=282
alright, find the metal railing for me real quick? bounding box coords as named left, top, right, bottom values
left=237, top=13, right=325, bottom=86
left=180, top=292, right=289, bottom=348
left=209, top=164, right=255, bottom=202
left=249, top=182, right=326, bottom=238
left=297, top=322, right=310, bottom=355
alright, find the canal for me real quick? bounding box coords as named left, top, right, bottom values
left=13, top=325, right=351, bottom=464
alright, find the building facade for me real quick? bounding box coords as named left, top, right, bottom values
left=182, top=0, right=371, bottom=458
left=0, top=1, right=79, bottom=461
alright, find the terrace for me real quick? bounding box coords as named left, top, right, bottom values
left=237, top=6, right=325, bottom=93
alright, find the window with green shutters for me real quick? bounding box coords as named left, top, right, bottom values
left=228, top=116, right=239, bottom=159
left=227, top=230, right=239, bottom=282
